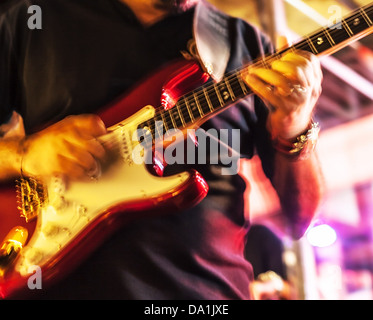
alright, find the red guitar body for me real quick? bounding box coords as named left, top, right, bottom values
left=0, top=59, right=210, bottom=299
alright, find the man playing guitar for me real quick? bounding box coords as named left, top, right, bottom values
left=0, top=0, right=324, bottom=299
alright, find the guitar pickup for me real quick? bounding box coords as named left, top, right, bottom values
left=0, top=227, right=28, bottom=278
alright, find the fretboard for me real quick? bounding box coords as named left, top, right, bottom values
left=289, top=2, right=373, bottom=56
left=139, top=2, right=373, bottom=138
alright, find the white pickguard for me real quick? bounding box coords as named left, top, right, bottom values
left=14, top=106, right=191, bottom=276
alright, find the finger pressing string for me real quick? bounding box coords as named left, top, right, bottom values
left=271, top=60, right=308, bottom=86
left=242, top=72, right=282, bottom=107
left=248, top=68, right=294, bottom=96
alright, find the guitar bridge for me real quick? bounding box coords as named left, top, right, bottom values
left=16, top=177, right=47, bottom=222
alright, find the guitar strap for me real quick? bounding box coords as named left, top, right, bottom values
left=193, top=0, right=231, bottom=82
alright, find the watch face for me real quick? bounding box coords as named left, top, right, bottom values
left=273, top=121, right=320, bottom=160
left=295, top=122, right=320, bottom=160
left=307, top=122, right=321, bottom=141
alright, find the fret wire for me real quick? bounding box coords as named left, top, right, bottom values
left=158, top=75, right=242, bottom=130
left=266, top=5, right=372, bottom=60
left=341, top=8, right=372, bottom=36
left=305, top=36, right=318, bottom=54
left=293, top=6, right=373, bottom=55
left=293, top=40, right=310, bottom=52
left=292, top=5, right=373, bottom=55
left=137, top=4, right=373, bottom=132
left=296, top=31, right=330, bottom=54
left=184, top=96, right=195, bottom=123
left=366, top=6, right=373, bottom=17
left=176, top=100, right=192, bottom=124
left=288, top=46, right=297, bottom=54
left=342, top=19, right=354, bottom=37
left=346, top=9, right=368, bottom=25
left=328, top=27, right=349, bottom=46
left=214, top=83, right=224, bottom=107
left=153, top=86, right=227, bottom=131
left=292, top=39, right=311, bottom=54
left=176, top=95, right=201, bottom=127
left=176, top=103, right=186, bottom=127
left=260, top=52, right=281, bottom=68
left=328, top=26, right=354, bottom=46
left=295, top=7, right=356, bottom=54
left=217, top=81, right=234, bottom=104
left=152, top=1, right=372, bottom=129
left=165, top=112, right=174, bottom=131
left=187, top=93, right=203, bottom=120
left=193, top=91, right=204, bottom=117
left=163, top=105, right=189, bottom=130
left=172, top=107, right=183, bottom=129
left=168, top=109, right=177, bottom=129
left=322, top=28, right=335, bottom=46
left=237, top=72, right=249, bottom=95
left=153, top=113, right=163, bottom=139
left=228, top=80, right=249, bottom=98
left=160, top=110, right=169, bottom=132
left=232, top=4, right=373, bottom=82
left=333, top=8, right=370, bottom=32
left=145, top=120, right=155, bottom=141
left=365, top=4, right=373, bottom=12
left=224, top=77, right=236, bottom=101
left=347, top=16, right=370, bottom=36
left=361, top=7, right=373, bottom=26
left=202, top=88, right=213, bottom=113
left=309, top=32, right=332, bottom=53
left=260, top=57, right=270, bottom=69
left=193, top=88, right=205, bottom=117
left=145, top=120, right=152, bottom=132
left=152, top=112, right=174, bottom=134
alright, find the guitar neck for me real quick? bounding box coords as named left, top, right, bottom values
left=140, top=2, right=373, bottom=137
left=286, top=2, right=373, bottom=56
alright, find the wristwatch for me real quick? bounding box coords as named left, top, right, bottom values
left=273, top=120, right=320, bottom=161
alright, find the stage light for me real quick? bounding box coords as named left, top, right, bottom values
left=306, top=224, right=337, bottom=248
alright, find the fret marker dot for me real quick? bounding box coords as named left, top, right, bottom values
left=223, top=91, right=230, bottom=100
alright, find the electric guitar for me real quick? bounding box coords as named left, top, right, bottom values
left=1, top=3, right=373, bottom=299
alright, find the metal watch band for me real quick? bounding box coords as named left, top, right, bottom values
left=273, top=120, right=320, bottom=161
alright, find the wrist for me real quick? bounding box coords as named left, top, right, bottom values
left=269, top=116, right=312, bottom=141
left=271, top=120, right=320, bottom=161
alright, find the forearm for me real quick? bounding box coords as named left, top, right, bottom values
left=242, top=43, right=324, bottom=238
left=272, top=150, right=324, bottom=239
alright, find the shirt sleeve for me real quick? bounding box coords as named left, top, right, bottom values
left=0, top=11, right=19, bottom=126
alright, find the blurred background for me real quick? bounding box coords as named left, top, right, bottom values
left=208, top=0, right=373, bottom=300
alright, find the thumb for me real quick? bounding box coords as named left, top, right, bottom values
left=276, top=35, right=291, bottom=50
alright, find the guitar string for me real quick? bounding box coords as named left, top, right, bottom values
left=100, top=3, right=373, bottom=148
left=147, top=3, right=373, bottom=133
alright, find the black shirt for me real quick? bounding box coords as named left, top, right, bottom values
left=0, top=0, right=275, bottom=299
